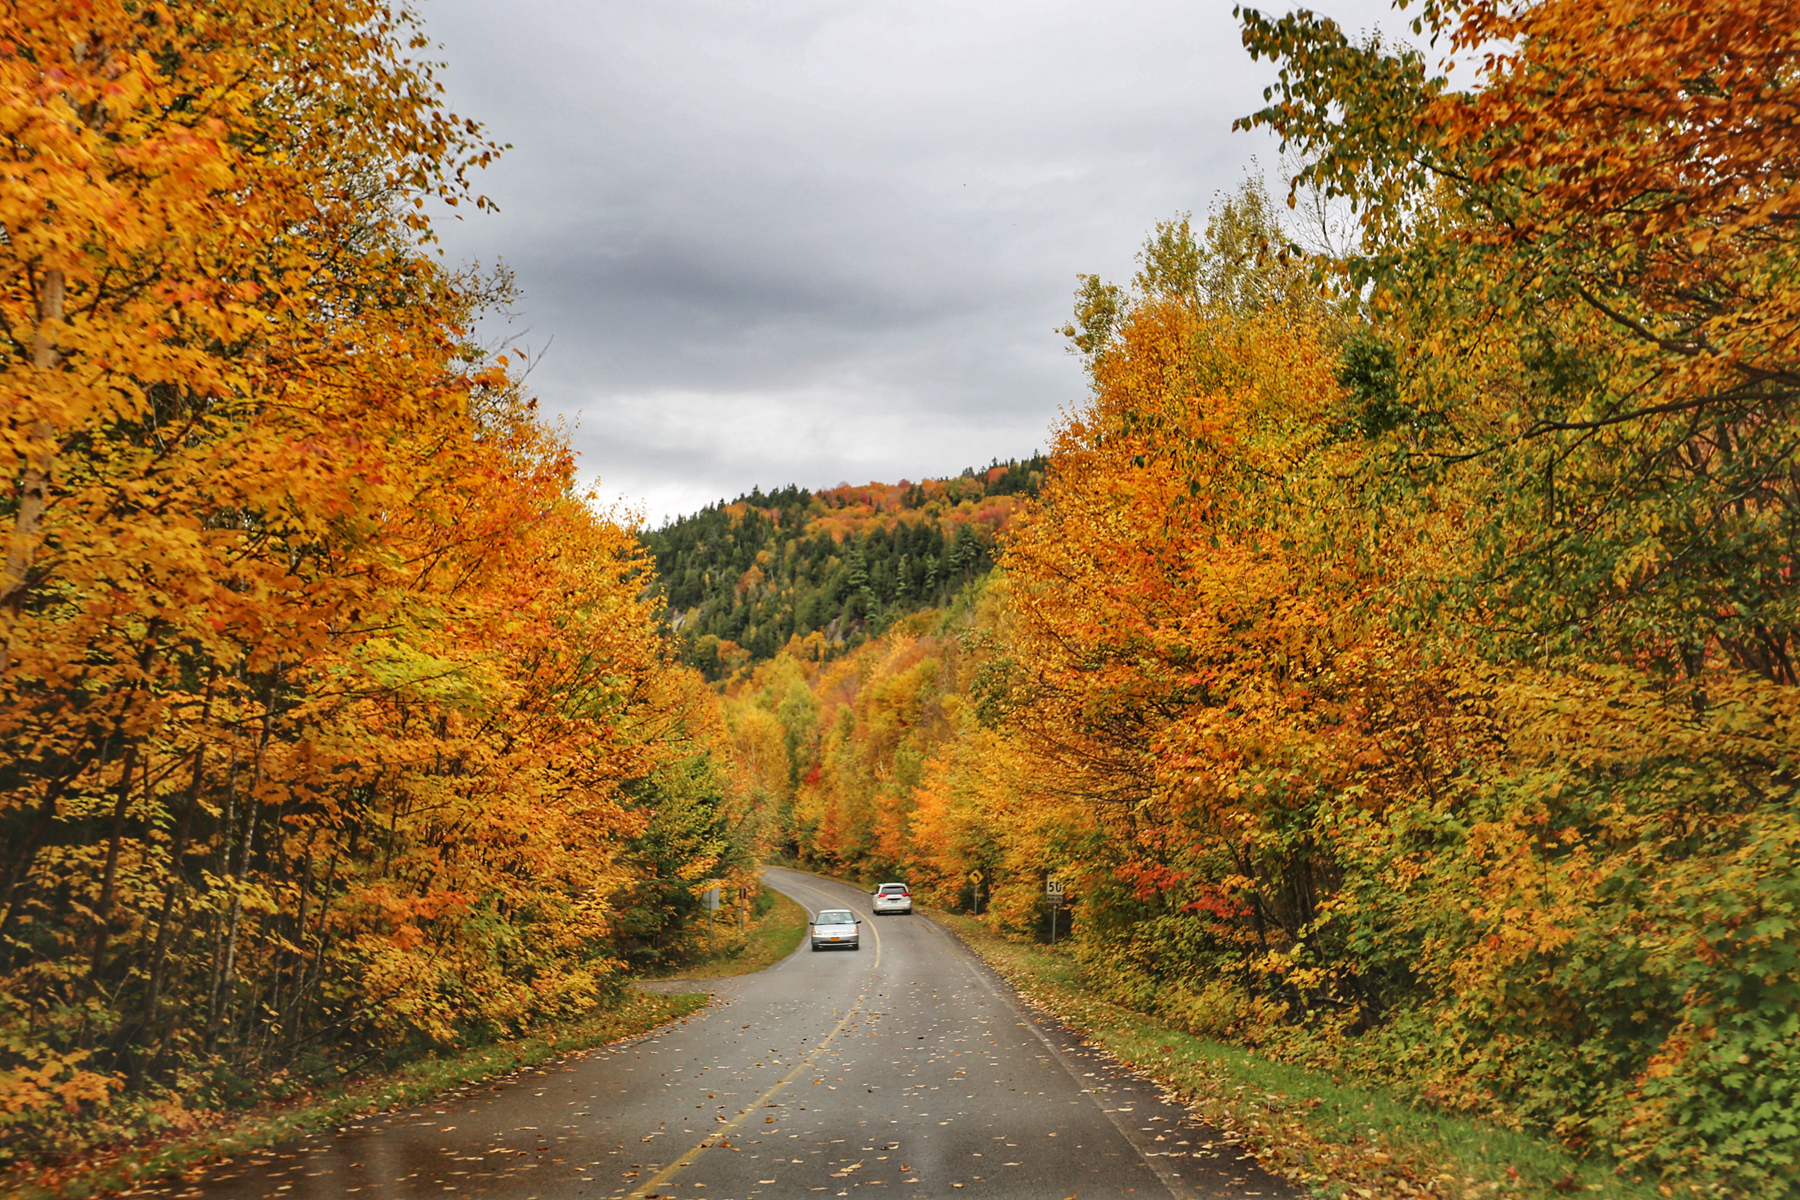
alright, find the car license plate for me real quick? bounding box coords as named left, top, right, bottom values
left=830, top=935, right=839, bottom=941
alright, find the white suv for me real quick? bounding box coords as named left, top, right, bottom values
left=872, top=882, right=912, bottom=915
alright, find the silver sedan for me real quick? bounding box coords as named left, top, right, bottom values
left=809, top=908, right=861, bottom=950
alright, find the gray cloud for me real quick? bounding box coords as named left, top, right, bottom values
left=423, top=0, right=1411, bottom=524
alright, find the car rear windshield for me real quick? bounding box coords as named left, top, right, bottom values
left=816, top=910, right=854, bottom=924
left=879, top=885, right=906, bottom=893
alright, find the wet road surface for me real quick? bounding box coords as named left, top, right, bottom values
left=139, top=868, right=1293, bottom=1200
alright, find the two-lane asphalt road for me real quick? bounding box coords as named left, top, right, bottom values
left=143, top=869, right=1292, bottom=1200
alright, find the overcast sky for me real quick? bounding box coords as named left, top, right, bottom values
left=422, top=0, right=1413, bottom=526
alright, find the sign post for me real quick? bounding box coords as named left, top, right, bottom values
left=1045, top=879, right=1065, bottom=945
left=703, top=885, right=721, bottom=949
left=968, top=870, right=984, bottom=916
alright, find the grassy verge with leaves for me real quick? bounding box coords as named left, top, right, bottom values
left=643, top=888, right=809, bottom=981
left=8, top=991, right=706, bottom=1200
left=934, top=912, right=1665, bottom=1200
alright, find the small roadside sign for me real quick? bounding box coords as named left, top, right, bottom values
left=1046, top=879, right=1067, bottom=945
left=969, top=870, right=984, bottom=884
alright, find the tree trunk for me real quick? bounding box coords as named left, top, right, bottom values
left=207, top=671, right=277, bottom=1058
left=92, top=742, right=139, bottom=973
left=141, top=670, right=218, bottom=1026
left=2, top=267, right=65, bottom=678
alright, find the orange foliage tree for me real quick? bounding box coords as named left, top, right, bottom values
left=1234, top=2, right=1800, bottom=1190
left=1002, top=232, right=1479, bottom=1031
left=0, top=0, right=726, bottom=1162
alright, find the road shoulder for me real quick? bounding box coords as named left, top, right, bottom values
left=932, top=910, right=1660, bottom=1200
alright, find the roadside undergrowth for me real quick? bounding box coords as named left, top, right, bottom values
left=9, top=992, right=707, bottom=1200
left=934, top=912, right=1666, bottom=1200
left=643, top=888, right=808, bottom=980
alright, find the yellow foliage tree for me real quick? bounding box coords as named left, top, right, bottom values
left=0, top=0, right=723, bottom=1162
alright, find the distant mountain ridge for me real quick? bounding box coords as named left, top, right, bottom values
left=641, top=457, right=1045, bottom=677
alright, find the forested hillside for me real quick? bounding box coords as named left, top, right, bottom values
left=710, top=3, right=1800, bottom=1196
left=641, top=459, right=1044, bottom=676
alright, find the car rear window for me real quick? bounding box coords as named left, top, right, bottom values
left=879, top=885, right=906, bottom=893
left=816, top=910, right=854, bottom=924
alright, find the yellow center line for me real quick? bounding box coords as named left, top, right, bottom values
left=625, top=876, right=882, bottom=1199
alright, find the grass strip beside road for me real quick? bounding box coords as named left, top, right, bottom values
left=13, top=991, right=706, bottom=1200
left=934, top=911, right=1664, bottom=1200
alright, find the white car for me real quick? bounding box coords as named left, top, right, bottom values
left=809, top=908, right=861, bottom=951
left=871, top=883, right=912, bottom=915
